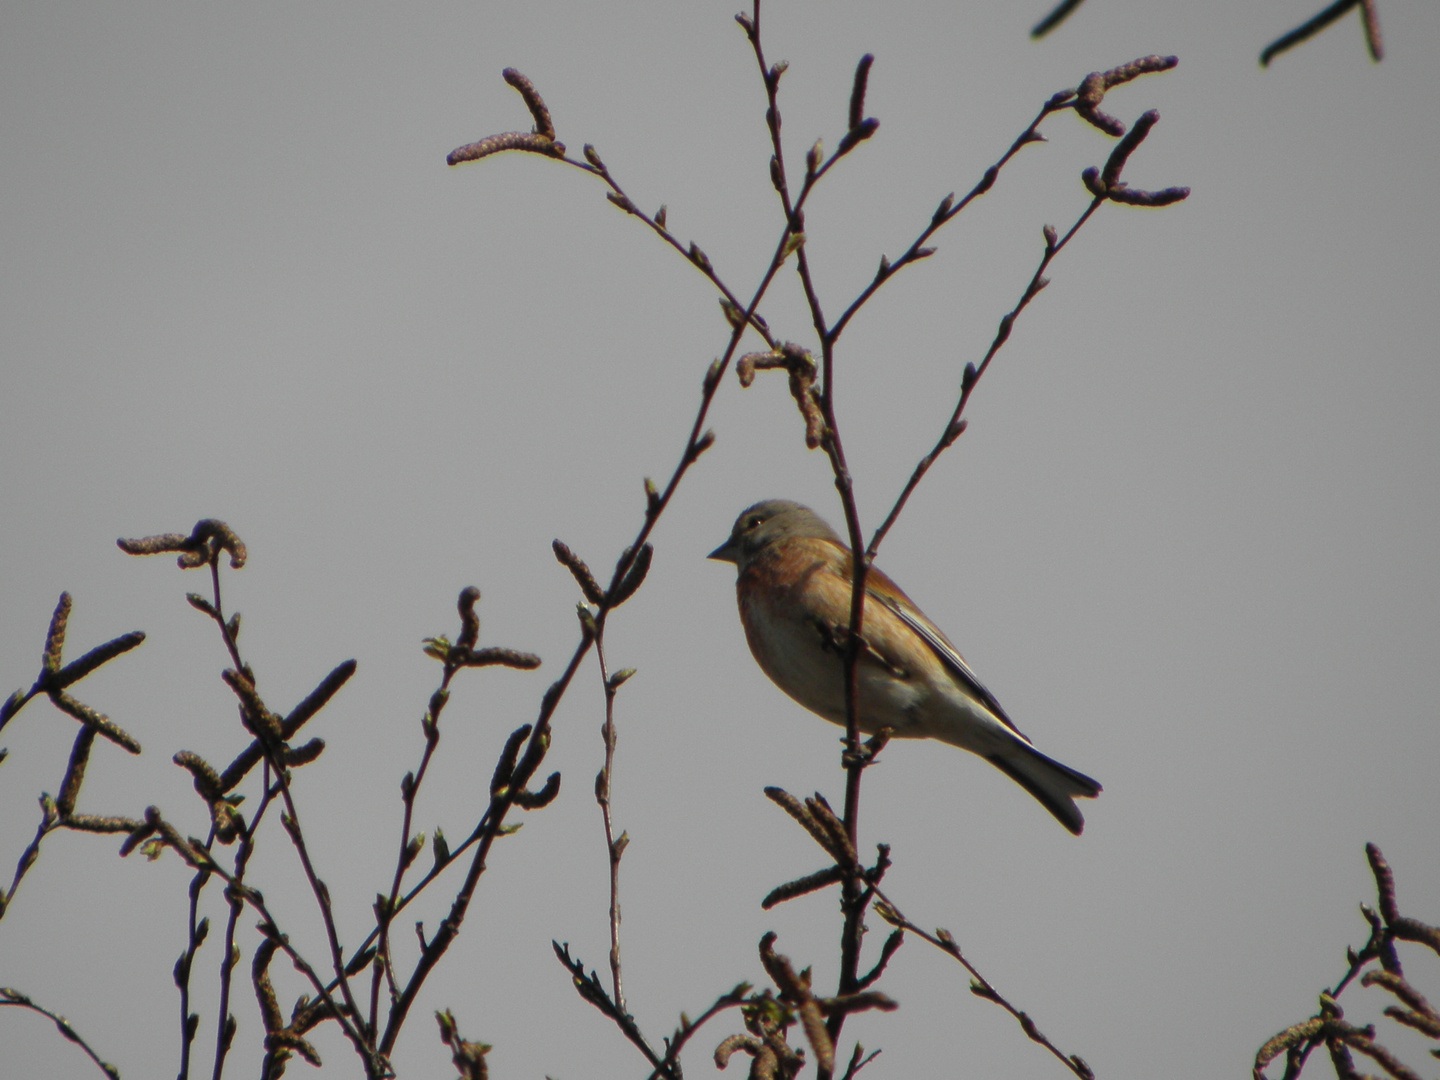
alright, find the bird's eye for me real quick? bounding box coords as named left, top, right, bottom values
left=745, top=514, right=764, bottom=530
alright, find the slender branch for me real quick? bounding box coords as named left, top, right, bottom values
left=1254, top=844, right=1440, bottom=1080
left=553, top=941, right=670, bottom=1074
left=212, top=776, right=279, bottom=1080
left=0, top=989, right=120, bottom=1079
left=644, top=987, right=751, bottom=1080
left=1260, top=0, right=1383, bottom=66
left=1031, top=0, right=1088, bottom=38
left=592, top=632, right=629, bottom=1014
left=566, top=149, right=780, bottom=354
left=377, top=622, right=591, bottom=1055
left=4, top=795, right=60, bottom=920
left=742, top=0, right=830, bottom=348
left=263, top=751, right=372, bottom=1062
left=175, top=827, right=216, bottom=1080
left=449, top=73, right=784, bottom=356
left=866, top=195, right=1103, bottom=561
left=1, top=596, right=145, bottom=921
left=826, top=93, right=1071, bottom=348
left=370, top=664, right=455, bottom=1040
left=127, top=807, right=380, bottom=1075
left=205, top=557, right=372, bottom=1066
left=438, top=37, right=820, bottom=1071
left=208, top=558, right=244, bottom=672
left=872, top=891, right=1094, bottom=1079
left=742, top=7, right=871, bottom=1073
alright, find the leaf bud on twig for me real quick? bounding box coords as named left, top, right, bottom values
left=502, top=68, right=556, bottom=140
left=720, top=297, right=746, bottom=329
left=836, top=117, right=879, bottom=157
left=457, top=586, right=481, bottom=651
left=42, top=593, right=72, bottom=673
left=608, top=543, right=653, bottom=608
left=605, top=191, right=637, bottom=215
left=553, top=541, right=606, bottom=605
left=1107, top=185, right=1190, bottom=207
left=402, top=831, right=424, bottom=869
left=55, top=631, right=146, bottom=690
left=688, top=429, right=716, bottom=463
left=762, top=866, right=846, bottom=909
left=1101, top=109, right=1158, bottom=189
left=995, top=312, right=1014, bottom=347
left=282, top=738, right=324, bottom=767
left=576, top=603, right=598, bottom=642
left=806, top=139, right=823, bottom=176
left=848, top=54, right=874, bottom=131
left=447, top=131, right=565, bottom=166
left=491, top=724, right=532, bottom=798
left=1, top=689, right=25, bottom=727
left=513, top=771, right=561, bottom=809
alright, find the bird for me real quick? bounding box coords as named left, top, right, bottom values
left=708, top=499, right=1101, bottom=834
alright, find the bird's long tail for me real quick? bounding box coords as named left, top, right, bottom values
left=986, top=740, right=1102, bottom=835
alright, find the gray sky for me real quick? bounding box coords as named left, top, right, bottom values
left=2, top=1, right=1438, bottom=1078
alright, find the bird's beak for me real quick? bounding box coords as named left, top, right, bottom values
left=707, top=538, right=738, bottom=563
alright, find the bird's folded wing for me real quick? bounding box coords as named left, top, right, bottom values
left=866, top=587, right=1031, bottom=743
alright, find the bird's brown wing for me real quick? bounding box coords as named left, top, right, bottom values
left=864, top=579, right=1031, bottom=743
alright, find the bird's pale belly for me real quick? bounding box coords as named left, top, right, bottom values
left=739, top=590, right=1017, bottom=755
left=740, top=592, right=930, bottom=736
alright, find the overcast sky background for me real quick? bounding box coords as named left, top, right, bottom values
left=3, top=1, right=1439, bottom=1078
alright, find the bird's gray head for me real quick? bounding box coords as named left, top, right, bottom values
left=707, top=500, right=843, bottom=571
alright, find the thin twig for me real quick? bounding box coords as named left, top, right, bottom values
left=553, top=942, right=671, bottom=1074
left=645, top=986, right=752, bottom=1080
left=867, top=194, right=1103, bottom=561
left=592, top=632, right=629, bottom=1014
left=1255, top=844, right=1440, bottom=1080
left=212, top=776, right=279, bottom=1080
left=175, top=828, right=215, bottom=1080
left=206, top=557, right=373, bottom=1070
left=370, top=663, right=455, bottom=1040
left=129, top=805, right=380, bottom=1075
left=737, top=9, right=874, bottom=1072
left=0, top=989, right=120, bottom=1079
left=873, top=891, right=1093, bottom=1079
left=1260, top=0, right=1383, bottom=66
left=1031, top=0, right=1089, bottom=38
left=442, top=36, right=820, bottom=1074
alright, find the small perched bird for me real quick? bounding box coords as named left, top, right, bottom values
left=709, top=499, right=1101, bottom=834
